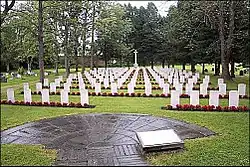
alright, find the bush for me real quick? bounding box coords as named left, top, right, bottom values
left=17, top=67, right=25, bottom=75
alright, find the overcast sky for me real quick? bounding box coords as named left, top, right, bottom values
left=113, top=1, right=178, bottom=16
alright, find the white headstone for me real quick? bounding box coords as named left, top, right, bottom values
left=80, top=89, right=89, bottom=105
left=24, top=89, right=32, bottom=103
left=44, top=78, right=49, bottom=87
left=41, top=89, right=50, bottom=103
left=175, top=83, right=183, bottom=95
left=185, top=83, right=193, bottom=96
left=23, top=83, right=29, bottom=90
left=163, top=84, right=170, bottom=95
left=60, top=90, right=68, bottom=104
left=7, top=88, right=15, bottom=102
left=238, top=84, right=246, bottom=96
left=145, top=84, right=152, bottom=96
left=229, top=90, right=239, bottom=107
left=50, top=82, right=56, bottom=93
left=190, top=91, right=199, bottom=105
left=111, top=83, right=118, bottom=95
left=218, top=78, right=224, bottom=85
left=55, top=79, right=61, bottom=87
left=209, top=91, right=219, bottom=107
left=200, top=83, right=207, bottom=96
left=95, top=83, right=101, bottom=94
left=219, top=83, right=227, bottom=96
left=128, top=83, right=134, bottom=94
left=36, top=83, right=42, bottom=93
left=171, top=90, right=180, bottom=108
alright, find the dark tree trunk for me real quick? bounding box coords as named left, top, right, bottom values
left=191, top=62, right=196, bottom=72
left=151, top=60, right=154, bottom=69
left=90, top=2, right=95, bottom=70
left=218, top=1, right=231, bottom=80
left=38, top=0, right=45, bottom=84
left=162, top=58, right=165, bottom=68
left=172, top=64, right=174, bottom=68
left=202, top=63, right=205, bottom=74
left=214, top=61, right=218, bottom=76
left=231, top=60, right=235, bottom=78
left=74, top=46, right=78, bottom=72
left=64, top=22, right=70, bottom=77
left=1, top=0, right=15, bottom=26
left=168, top=64, right=170, bottom=68
left=182, top=63, right=185, bottom=70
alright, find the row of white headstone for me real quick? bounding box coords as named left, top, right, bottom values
left=7, top=86, right=89, bottom=105
left=170, top=90, right=240, bottom=108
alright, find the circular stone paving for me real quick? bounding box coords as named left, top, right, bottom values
left=1, top=113, right=215, bottom=166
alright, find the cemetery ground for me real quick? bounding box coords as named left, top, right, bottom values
left=1, top=65, right=249, bottom=166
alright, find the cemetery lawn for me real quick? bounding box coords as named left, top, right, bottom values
left=1, top=67, right=249, bottom=166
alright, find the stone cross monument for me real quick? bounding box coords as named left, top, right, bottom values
left=133, top=49, right=138, bottom=68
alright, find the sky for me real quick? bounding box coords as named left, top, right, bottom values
left=113, top=1, right=178, bottom=16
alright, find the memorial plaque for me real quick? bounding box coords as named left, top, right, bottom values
left=136, top=129, right=184, bottom=152
left=229, top=90, right=239, bottom=107
left=7, top=88, right=15, bottom=102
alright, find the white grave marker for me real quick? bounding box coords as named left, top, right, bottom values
left=190, top=91, right=199, bottom=105
left=41, top=89, right=50, bottom=103
left=80, top=89, right=89, bottom=105
left=229, top=90, right=239, bottom=107
left=24, top=89, right=32, bottom=103
left=7, top=88, right=15, bottom=102
left=60, top=90, right=68, bottom=104
left=209, top=91, right=219, bottom=107
left=171, top=90, right=180, bottom=108
left=238, top=84, right=246, bottom=96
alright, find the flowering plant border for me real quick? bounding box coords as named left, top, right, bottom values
left=0, top=100, right=96, bottom=108
left=161, top=104, right=250, bottom=112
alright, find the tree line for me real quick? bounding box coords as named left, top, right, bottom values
left=1, top=1, right=249, bottom=82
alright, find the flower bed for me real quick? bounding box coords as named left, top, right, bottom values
left=0, top=100, right=96, bottom=108
left=161, top=104, right=250, bottom=112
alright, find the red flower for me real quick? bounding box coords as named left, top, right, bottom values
left=120, top=92, right=124, bottom=96
left=43, top=102, right=49, bottom=106
left=161, top=94, right=165, bottom=97
left=131, top=93, right=135, bottom=97
left=223, top=106, right=229, bottom=111
left=216, top=106, right=222, bottom=111
left=76, top=92, right=80, bottom=95
left=69, top=102, right=75, bottom=107
left=229, top=106, right=237, bottom=111
left=50, top=102, right=56, bottom=106
left=31, top=101, right=36, bottom=106
left=92, top=92, right=96, bottom=96
left=71, top=92, right=75, bottom=95
left=25, top=102, right=31, bottom=106
left=113, top=93, right=118, bottom=96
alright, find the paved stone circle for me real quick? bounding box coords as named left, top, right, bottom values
left=1, top=113, right=215, bottom=166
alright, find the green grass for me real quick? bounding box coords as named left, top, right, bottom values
left=1, top=66, right=249, bottom=166
left=1, top=144, right=56, bottom=166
